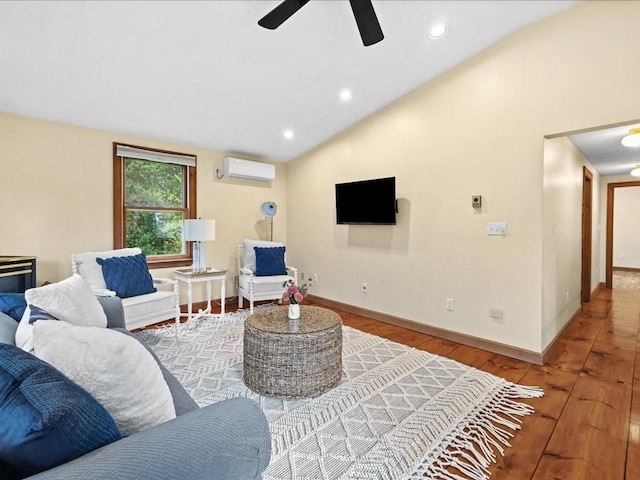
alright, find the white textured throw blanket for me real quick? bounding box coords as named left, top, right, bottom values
left=137, top=308, right=542, bottom=480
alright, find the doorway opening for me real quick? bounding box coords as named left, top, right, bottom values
left=581, top=167, right=593, bottom=303
left=606, top=181, right=640, bottom=288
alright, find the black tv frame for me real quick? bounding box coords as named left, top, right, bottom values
left=335, top=176, right=397, bottom=225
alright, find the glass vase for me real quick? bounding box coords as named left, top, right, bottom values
left=288, top=303, right=300, bottom=320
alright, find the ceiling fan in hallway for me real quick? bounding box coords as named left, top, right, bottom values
left=258, top=0, right=384, bottom=46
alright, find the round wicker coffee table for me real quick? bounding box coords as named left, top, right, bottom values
left=243, top=306, right=342, bottom=399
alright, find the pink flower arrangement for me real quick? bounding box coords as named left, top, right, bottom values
left=281, top=278, right=312, bottom=305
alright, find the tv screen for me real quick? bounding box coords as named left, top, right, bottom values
left=335, top=177, right=396, bottom=225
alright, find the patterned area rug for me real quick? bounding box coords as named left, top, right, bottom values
left=137, top=307, right=542, bottom=480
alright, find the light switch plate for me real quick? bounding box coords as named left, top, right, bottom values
left=487, top=222, right=507, bottom=236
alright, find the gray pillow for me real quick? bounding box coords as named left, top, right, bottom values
left=111, top=328, right=198, bottom=416
left=97, top=296, right=126, bottom=329
left=0, top=311, right=18, bottom=345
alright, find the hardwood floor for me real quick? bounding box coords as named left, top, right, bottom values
left=312, top=286, right=640, bottom=479
left=193, top=285, right=640, bottom=479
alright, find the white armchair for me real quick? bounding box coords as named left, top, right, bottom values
left=237, top=239, right=297, bottom=314
left=71, top=248, right=179, bottom=330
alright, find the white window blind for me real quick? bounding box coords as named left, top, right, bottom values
left=115, top=145, right=196, bottom=167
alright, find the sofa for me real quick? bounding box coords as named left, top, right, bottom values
left=0, top=296, right=271, bottom=480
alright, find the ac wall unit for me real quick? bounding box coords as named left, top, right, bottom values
left=223, top=157, right=275, bottom=182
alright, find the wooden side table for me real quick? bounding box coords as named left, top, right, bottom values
left=243, top=306, right=343, bottom=399
left=174, top=268, right=227, bottom=326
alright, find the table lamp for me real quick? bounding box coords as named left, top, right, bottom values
left=184, top=219, right=215, bottom=273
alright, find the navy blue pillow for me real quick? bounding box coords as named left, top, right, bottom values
left=0, top=344, right=122, bottom=478
left=28, top=304, right=60, bottom=325
left=96, top=253, right=157, bottom=298
left=0, top=293, right=27, bottom=322
left=254, top=246, right=287, bottom=276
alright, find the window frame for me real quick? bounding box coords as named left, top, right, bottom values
left=113, top=142, right=197, bottom=269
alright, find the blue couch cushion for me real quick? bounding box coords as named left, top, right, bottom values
left=0, top=344, right=122, bottom=478
left=0, top=293, right=26, bottom=322
left=96, top=253, right=157, bottom=299
left=254, top=246, right=287, bottom=276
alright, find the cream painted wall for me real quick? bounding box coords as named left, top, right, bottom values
left=3, top=2, right=640, bottom=354
left=613, top=186, right=640, bottom=268
left=286, top=1, right=640, bottom=354
left=0, top=112, right=287, bottom=305
left=542, top=137, right=600, bottom=348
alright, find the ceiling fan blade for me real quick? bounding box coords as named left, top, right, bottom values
left=349, top=0, right=384, bottom=46
left=258, top=0, right=310, bottom=30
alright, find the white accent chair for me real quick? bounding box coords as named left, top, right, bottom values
left=237, top=239, right=297, bottom=314
left=71, top=248, right=180, bottom=330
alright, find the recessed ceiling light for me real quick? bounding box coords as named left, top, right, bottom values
left=428, top=23, right=449, bottom=40
left=283, top=129, right=294, bottom=140
left=338, top=89, right=353, bottom=102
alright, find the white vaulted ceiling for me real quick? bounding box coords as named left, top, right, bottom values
left=0, top=1, right=580, bottom=163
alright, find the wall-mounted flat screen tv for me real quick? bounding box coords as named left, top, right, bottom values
left=335, top=177, right=396, bottom=225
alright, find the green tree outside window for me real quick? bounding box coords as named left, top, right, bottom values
left=124, top=158, right=186, bottom=256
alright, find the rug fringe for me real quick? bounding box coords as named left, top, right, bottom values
left=138, top=307, right=259, bottom=338
left=411, top=382, right=544, bottom=480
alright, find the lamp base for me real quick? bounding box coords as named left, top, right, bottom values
left=192, top=241, right=207, bottom=273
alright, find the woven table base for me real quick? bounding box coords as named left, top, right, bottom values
left=243, top=306, right=342, bottom=399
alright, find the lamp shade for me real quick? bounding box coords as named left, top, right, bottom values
left=184, top=219, right=215, bottom=242
left=260, top=201, right=277, bottom=217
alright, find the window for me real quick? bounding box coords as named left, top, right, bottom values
left=113, top=143, right=197, bottom=269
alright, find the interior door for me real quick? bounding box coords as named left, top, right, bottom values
left=581, top=167, right=593, bottom=303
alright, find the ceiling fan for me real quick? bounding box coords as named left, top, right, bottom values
left=258, top=0, right=384, bottom=47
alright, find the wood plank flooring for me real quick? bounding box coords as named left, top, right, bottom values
left=187, top=285, right=640, bottom=479
left=329, top=287, right=640, bottom=479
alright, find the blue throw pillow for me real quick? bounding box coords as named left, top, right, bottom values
left=28, top=304, right=60, bottom=325
left=96, top=253, right=157, bottom=298
left=254, top=246, right=287, bottom=276
left=0, top=293, right=26, bottom=322
left=0, top=344, right=122, bottom=478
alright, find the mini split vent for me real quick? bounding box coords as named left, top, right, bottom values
left=216, top=157, right=276, bottom=182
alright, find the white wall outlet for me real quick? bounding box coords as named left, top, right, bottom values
left=565, top=291, right=570, bottom=304
left=487, top=222, right=508, bottom=236
left=313, top=273, right=319, bottom=282
left=446, top=298, right=454, bottom=311
left=489, top=308, right=503, bottom=320
left=362, top=282, right=368, bottom=294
